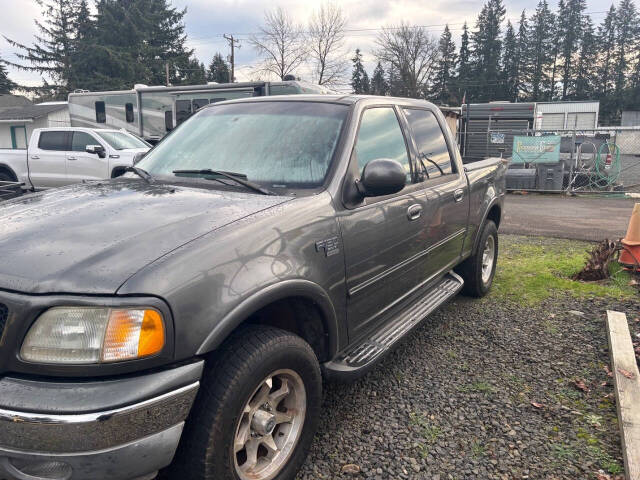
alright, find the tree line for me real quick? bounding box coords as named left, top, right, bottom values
left=1, top=0, right=639, bottom=124
left=0, top=0, right=231, bottom=100
left=351, top=0, right=640, bottom=124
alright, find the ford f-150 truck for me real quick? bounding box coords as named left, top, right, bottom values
left=0, top=127, right=150, bottom=192
left=0, top=95, right=505, bottom=480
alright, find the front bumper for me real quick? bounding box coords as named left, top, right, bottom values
left=0, top=362, right=203, bottom=480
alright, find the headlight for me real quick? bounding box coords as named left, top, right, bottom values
left=20, top=307, right=165, bottom=364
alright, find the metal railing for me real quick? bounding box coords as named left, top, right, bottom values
left=461, top=127, right=640, bottom=193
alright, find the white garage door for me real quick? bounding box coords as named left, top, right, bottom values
left=567, top=112, right=596, bottom=129
left=541, top=113, right=565, bottom=130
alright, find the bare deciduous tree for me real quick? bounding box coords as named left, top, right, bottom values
left=375, top=24, right=439, bottom=98
left=308, top=3, right=347, bottom=86
left=249, top=7, right=307, bottom=80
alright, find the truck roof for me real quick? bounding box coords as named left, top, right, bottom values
left=205, top=94, right=438, bottom=108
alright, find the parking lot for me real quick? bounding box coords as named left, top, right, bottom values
left=501, top=194, right=637, bottom=241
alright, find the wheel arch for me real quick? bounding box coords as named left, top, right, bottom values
left=472, top=199, right=502, bottom=254
left=111, top=166, right=127, bottom=178
left=196, top=279, right=340, bottom=363
left=0, top=164, right=18, bottom=182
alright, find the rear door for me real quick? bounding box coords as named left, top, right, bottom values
left=28, top=131, right=70, bottom=188
left=66, top=131, right=110, bottom=183
left=401, top=107, right=469, bottom=280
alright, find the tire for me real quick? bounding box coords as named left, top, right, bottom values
left=169, top=325, right=322, bottom=480
left=0, top=170, right=15, bottom=182
left=456, top=220, right=498, bottom=297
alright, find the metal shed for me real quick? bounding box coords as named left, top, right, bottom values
left=535, top=101, right=599, bottom=130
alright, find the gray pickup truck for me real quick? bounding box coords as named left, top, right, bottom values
left=0, top=95, right=505, bottom=480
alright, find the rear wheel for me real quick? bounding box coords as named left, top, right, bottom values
left=456, top=220, right=498, bottom=297
left=170, top=325, right=322, bottom=480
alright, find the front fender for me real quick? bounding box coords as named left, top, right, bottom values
left=195, top=279, right=339, bottom=357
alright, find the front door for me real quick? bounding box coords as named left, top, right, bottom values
left=29, top=131, right=70, bottom=188
left=66, top=131, right=110, bottom=183
left=401, top=107, right=469, bottom=279
left=339, top=106, right=429, bottom=339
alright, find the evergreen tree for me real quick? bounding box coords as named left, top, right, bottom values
left=91, top=0, right=194, bottom=89
left=469, top=0, right=506, bottom=102
left=613, top=0, right=639, bottom=111
left=456, top=22, right=471, bottom=103
left=387, top=63, right=402, bottom=96
left=69, top=0, right=98, bottom=90
left=207, top=53, right=231, bottom=83
left=548, top=0, right=563, bottom=100
left=572, top=16, right=597, bottom=100
left=351, top=49, right=370, bottom=94
left=527, top=0, right=555, bottom=101
left=4, top=0, right=85, bottom=98
left=514, top=11, right=529, bottom=98
left=430, top=25, right=458, bottom=104
left=500, top=21, right=519, bottom=101
left=175, top=58, right=206, bottom=85
left=596, top=5, right=616, bottom=99
left=0, top=55, right=16, bottom=94
left=370, top=62, right=388, bottom=96
left=557, top=0, right=587, bottom=99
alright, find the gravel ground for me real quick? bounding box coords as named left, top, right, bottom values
left=297, top=294, right=638, bottom=480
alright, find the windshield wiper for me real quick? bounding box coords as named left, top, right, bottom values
left=125, top=166, right=154, bottom=183
left=172, top=169, right=275, bottom=196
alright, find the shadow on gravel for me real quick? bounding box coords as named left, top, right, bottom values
left=297, top=237, right=636, bottom=480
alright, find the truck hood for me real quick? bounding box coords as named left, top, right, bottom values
left=0, top=180, right=290, bottom=294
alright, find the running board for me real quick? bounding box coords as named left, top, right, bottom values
left=323, top=271, right=463, bottom=381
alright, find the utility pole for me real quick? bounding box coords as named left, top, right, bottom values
left=223, top=34, right=240, bottom=83
left=165, top=62, right=170, bottom=87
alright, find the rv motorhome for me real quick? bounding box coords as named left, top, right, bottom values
left=68, top=80, right=334, bottom=143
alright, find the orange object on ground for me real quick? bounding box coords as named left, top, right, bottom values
left=619, top=203, right=640, bottom=271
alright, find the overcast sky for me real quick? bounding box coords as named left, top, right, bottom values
left=0, top=0, right=621, bottom=88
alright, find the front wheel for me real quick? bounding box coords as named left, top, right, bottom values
left=456, top=220, right=498, bottom=297
left=170, top=325, right=322, bottom=480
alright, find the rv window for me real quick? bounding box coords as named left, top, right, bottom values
left=38, top=131, right=70, bottom=151
left=176, top=100, right=192, bottom=125
left=125, top=103, right=134, bottom=123
left=165, top=111, right=174, bottom=132
left=95, top=101, right=106, bottom=123
left=193, top=99, right=209, bottom=111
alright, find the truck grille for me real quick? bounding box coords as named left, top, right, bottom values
left=0, top=303, right=7, bottom=340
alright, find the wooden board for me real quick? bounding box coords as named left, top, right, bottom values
left=606, top=310, right=640, bottom=480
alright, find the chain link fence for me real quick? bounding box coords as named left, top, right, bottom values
left=460, top=127, right=640, bottom=193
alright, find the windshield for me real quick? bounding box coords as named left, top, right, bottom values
left=137, top=101, right=348, bottom=188
left=97, top=131, right=150, bottom=150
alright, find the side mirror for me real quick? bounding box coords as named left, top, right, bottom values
left=86, top=145, right=106, bottom=158
left=356, top=158, right=406, bottom=197
left=132, top=152, right=146, bottom=165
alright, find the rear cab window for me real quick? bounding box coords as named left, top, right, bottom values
left=402, top=108, right=454, bottom=179
left=38, top=131, right=70, bottom=151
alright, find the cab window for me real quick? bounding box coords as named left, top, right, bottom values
left=403, top=108, right=454, bottom=179
left=354, top=107, right=411, bottom=183
left=38, top=131, right=69, bottom=151
left=71, top=132, right=99, bottom=152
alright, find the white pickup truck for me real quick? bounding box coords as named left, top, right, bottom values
left=0, top=127, right=150, bottom=191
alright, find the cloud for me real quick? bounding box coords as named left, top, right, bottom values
left=0, top=0, right=621, bottom=89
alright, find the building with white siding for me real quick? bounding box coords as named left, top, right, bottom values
left=0, top=101, right=70, bottom=149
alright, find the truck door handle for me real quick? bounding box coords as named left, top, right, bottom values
left=30, top=155, right=39, bottom=159
left=454, top=189, right=465, bottom=202
left=67, top=156, right=77, bottom=161
left=407, top=204, right=422, bottom=221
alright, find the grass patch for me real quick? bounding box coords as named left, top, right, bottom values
left=471, top=441, right=486, bottom=458
left=409, top=412, right=442, bottom=443
left=458, top=381, right=495, bottom=394
left=491, top=235, right=636, bottom=305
